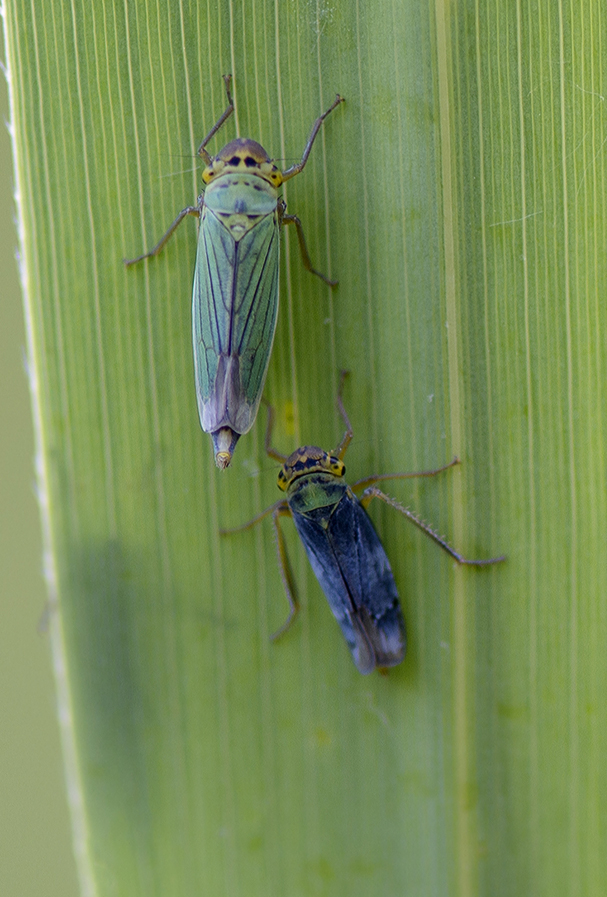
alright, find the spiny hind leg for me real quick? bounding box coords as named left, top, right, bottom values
left=360, top=486, right=506, bottom=566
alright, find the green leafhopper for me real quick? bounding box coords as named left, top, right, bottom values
left=222, top=373, right=505, bottom=674
left=126, top=76, right=344, bottom=468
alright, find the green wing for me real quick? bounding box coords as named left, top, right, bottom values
left=192, top=206, right=280, bottom=435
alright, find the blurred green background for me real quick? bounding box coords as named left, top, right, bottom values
left=4, top=0, right=607, bottom=893
left=0, top=31, right=79, bottom=897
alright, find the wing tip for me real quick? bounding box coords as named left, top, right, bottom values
left=352, top=606, right=406, bottom=674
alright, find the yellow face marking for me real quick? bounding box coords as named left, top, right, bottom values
left=277, top=446, right=346, bottom=491
left=203, top=137, right=283, bottom=186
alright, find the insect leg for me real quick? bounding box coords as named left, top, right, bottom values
left=261, top=398, right=288, bottom=463
left=359, top=486, right=506, bottom=565
left=269, top=504, right=300, bottom=640
left=124, top=206, right=200, bottom=266
left=219, top=499, right=284, bottom=535
left=280, top=94, right=345, bottom=182
left=220, top=500, right=299, bottom=640
left=196, top=74, right=235, bottom=163
left=352, top=458, right=460, bottom=493
left=334, top=369, right=353, bottom=459
left=281, top=212, right=337, bottom=286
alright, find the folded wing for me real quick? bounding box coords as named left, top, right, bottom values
left=293, top=491, right=406, bottom=674
left=192, top=208, right=279, bottom=434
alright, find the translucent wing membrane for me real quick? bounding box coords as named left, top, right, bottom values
left=192, top=205, right=279, bottom=435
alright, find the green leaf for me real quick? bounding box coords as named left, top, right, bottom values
left=4, top=0, right=606, bottom=895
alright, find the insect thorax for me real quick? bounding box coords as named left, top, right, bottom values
left=203, top=172, right=279, bottom=241
left=286, top=473, right=348, bottom=520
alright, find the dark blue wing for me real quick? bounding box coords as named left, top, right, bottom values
left=291, top=490, right=406, bottom=673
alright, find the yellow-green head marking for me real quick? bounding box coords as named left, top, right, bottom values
left=277, top=446, right=346, bottom=491
left=202, top=138, right=284, bottom=187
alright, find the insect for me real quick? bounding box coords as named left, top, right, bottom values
left=126, top=75, right=344, bottom=469
left=222, top=373, right=505, bottom=674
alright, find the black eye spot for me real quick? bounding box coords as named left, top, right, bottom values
left=229, top=155, right=240, bottom=166
left=244, top=156, right=257, bottom=167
